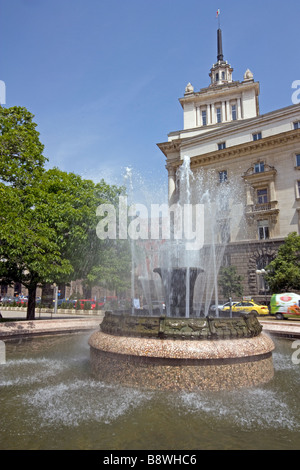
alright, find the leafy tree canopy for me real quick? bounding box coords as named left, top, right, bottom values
left=0, top=106, right=46, bottom=188
left=87, top=239, right=131, bottom=294
left=218, top=265, right=244, bottom=300
left=266, top=232, right=300, bottom=293
left=0, top=106, right=128, bottom=319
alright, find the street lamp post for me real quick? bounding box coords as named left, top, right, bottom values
left=53, top=283, right=58, bottom=318
left=256, top=269, right=267, bottom=304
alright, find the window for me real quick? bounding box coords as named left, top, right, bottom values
left=216, top=73, right=219, bottom=82
left=218, top=142, right=226, bottom=150
left=257, top=188, right=268, bottom=204
left=258, top=220, right=270, bottom=240
left=216, top=108, right=222, bottom=123
left=202, top=110, right=207, bottom=126
left=254, top=162, right=265, bottom=173
left=222, top=71, right=225, bottom=80
left=256, top=254, right=273, bottom=271
left=219, top=170, right=228, bottom=183
left=294, top=121, right=300, bottom=129
left=232, top=104, right=237, bottom=121
left=253, top=132, right=262, bottom=141
left=298, top=181, right=300, bottom=197
left=296, top=154, right=300, bottom=166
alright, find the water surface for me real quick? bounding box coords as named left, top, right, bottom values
left=0, top=332, right=299, bottom=450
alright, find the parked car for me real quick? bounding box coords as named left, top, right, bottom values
left=210, top=301, right=238, bottom=312
left=15, top=297, right=28, bottom=305
left=222, top=300, right=269, bottom=316
left=1, top=296, right=14, bottom=303
left=56, top=298, right=76, bottom=307
left=97, top=296, right=118, bottom=307
left=75, top=299, right=98, bottom=310
left=143, top=301, right=166, bottom=313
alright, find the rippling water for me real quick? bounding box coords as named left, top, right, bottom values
left=0, top=332, right=299, bottom=450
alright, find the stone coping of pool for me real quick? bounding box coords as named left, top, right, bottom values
left=259, top=320, right=300, bottom=339
left=100, top=311, right=263, bottom=340
left=0, top=317, right=101, bottom=339
left=89, top=330, right=275, bottom=361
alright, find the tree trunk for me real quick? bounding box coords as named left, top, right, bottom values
left=27, top=284, right=37, bottom=320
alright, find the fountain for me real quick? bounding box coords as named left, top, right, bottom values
left=89, top=158, right=275, bottom=391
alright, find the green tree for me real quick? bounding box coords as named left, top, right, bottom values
left=0, top=106, right=51, bottom=318
left=87, top=239, right=131, bottom=295
left=0, top=106, right=46, bottom=188
left=0, top=106, right=125, bottom=319
left=265, top=232, right=300, bottom=292
left=0, top=169, right=125, bottom=319
left=219, top=265, right=244, bottom=300
left=0, top=180, right=74, bottom=319
left=37, top=169, right=126, bottom=298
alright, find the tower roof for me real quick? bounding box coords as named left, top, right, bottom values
left=209, top=26, right=233, bottom=86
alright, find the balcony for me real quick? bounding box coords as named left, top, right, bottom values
left=245, top=200, right=279, bottom=220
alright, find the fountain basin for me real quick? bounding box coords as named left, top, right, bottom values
left=89, top=312, right=275, bottom=391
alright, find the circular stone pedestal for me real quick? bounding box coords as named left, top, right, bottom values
left=89, top=314, right=275, bottom=391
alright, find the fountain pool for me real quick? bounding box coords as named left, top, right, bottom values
left=0, top=331, right=299, bottom=450
left=90, top=162, right=274, bottom=392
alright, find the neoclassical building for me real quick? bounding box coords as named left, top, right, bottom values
left=157, top=27, right=300, bottom=301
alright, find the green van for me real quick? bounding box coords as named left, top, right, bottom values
left=270, top=293, right=300, bottom=320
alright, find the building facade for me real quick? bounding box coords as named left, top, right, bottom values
left=157, top=28, right=300, bottom=302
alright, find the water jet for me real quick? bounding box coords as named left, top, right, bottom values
left=89, top=159, right=275, bottom=391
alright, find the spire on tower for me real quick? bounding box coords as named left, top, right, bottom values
left=209, top=22, right=233, bottom=86
left=217, top=28, right=224, bottom=62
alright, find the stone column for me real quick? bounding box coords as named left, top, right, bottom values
left=237, top=98, right=242, bottom=120
left=244, top=180, right=253, bottom=206
left=226, top=101, right=230, bottom=121
left=196, top=107, right=201, bottom=127
left=207, top=104, right=211, bottom=125
left=167, top=166, right=176, bottom=205
left=211, top=103, right=215, bottom=124
left=222, top=101, right=226, bottom=122
left=269, top=180, right=276, bottom=202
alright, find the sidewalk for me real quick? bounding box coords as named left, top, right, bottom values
left=0, top=309, right=104, bottom=340
left=0, top=309, right=101, bottom=320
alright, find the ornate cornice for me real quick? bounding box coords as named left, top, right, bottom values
left=161, top=129, right=300, bottom=171
left=189, top=128, right=300, bottom=168
left=157, top=139, right=182, bottom=157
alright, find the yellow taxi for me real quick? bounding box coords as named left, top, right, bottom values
left=222, top=300, right=269, bottom=316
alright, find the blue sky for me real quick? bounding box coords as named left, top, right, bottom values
left=1, top=0, right=299, bottom=188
